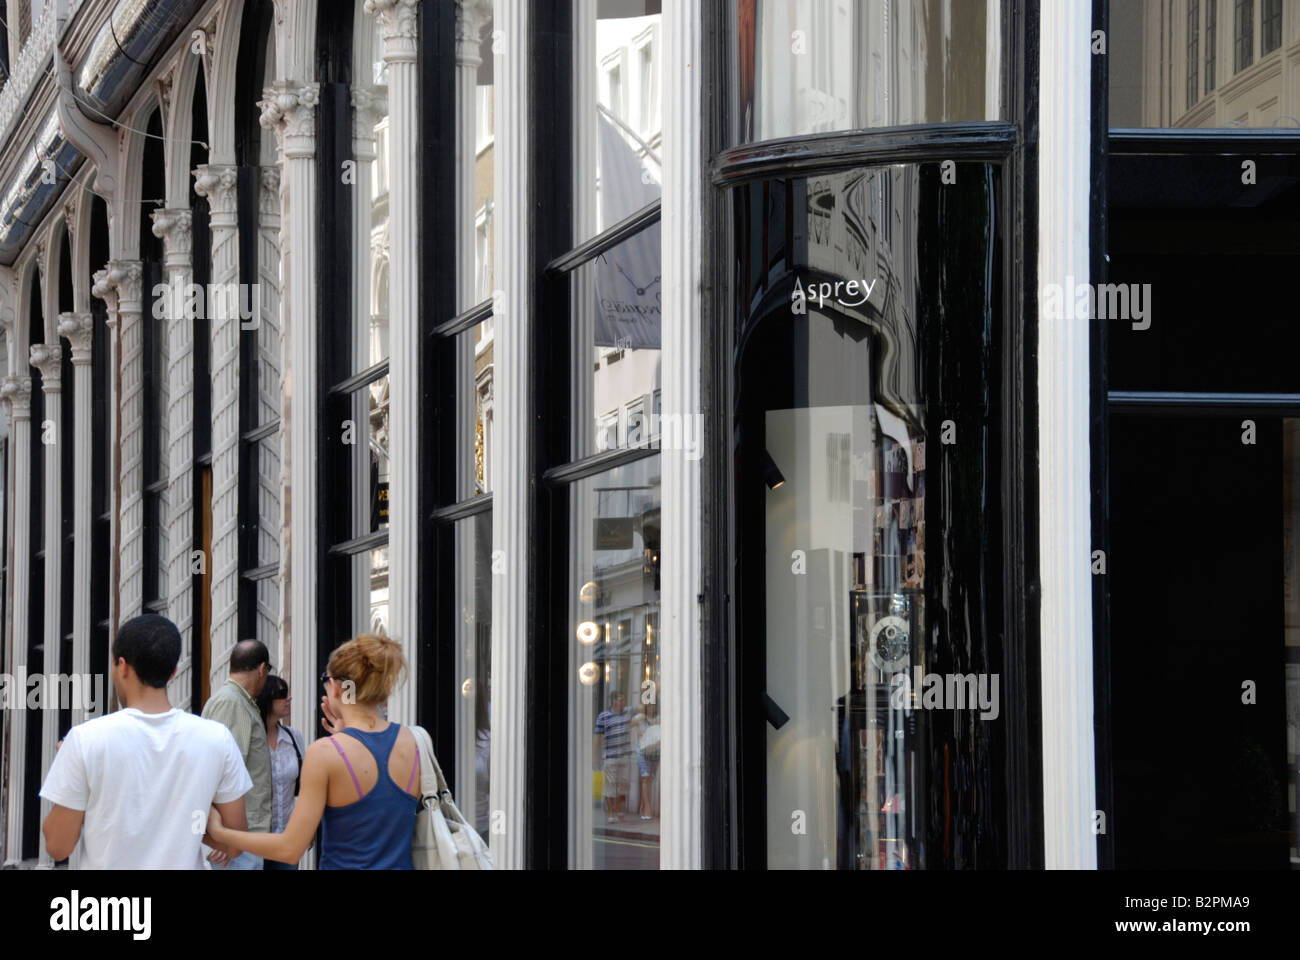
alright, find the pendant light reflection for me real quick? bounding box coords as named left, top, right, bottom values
left=576, top=620, right=600, bottom=645
left=578, top=661, right=599, bottom=685
left=761, top=449, right=786, bottom=490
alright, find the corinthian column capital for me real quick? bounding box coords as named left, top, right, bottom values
left=30, top=342, right=63, bottom=388
left=1, top=375, right=33, bottom=418
left=365, top=0, right=420, bottom=64
left=193, top=164, right=241, bottom=219
left=259, top=81, right=321, bottom=159
left=454, top=0, right=491, bottom=67
left=58, top=312, right=95, bottom=364
left=151, top=208, right=194, bottom=267
left=93, top=260, right=144, bottom=310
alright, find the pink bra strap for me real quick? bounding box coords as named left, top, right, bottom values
left=329, top=736, right=365, bottom=800
left=406, top=741, right=420, bottom=793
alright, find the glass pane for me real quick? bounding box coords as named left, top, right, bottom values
left=354, top=545, right=389, bottom=638
left=454, top=322, right=494, bottom=501
left=254, top=575, right=279, bottom=653
left=571, top=226, right=663, bottom=458
left=731, top=0, right=1002, bottom=145
left=575, top=1, right=662, bottom=242
left=1110, top=414, right=1296, bottom=867
left=356, top=15, right=391, bottom=370
left=1110, top=0, right=1300, bottom=128
left=732, top=163, right=1002, bottom=868
left=454, top=511, right=493, bottom=836
left=254, top=434, right=281, bottom=566
left=456, top=0, right=495, bottom=306
left=1106, top=151, right=1300, bottom=393
left=570, top=456, right=662, bottom=869
left=346, top=374, right=389, bottom=538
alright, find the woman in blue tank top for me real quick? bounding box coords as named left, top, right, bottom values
left=207, top=634, right=421, bottom=869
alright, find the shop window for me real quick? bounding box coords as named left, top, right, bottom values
left=730, top=0, right=1001, bottom=144
left=730, top=163, right=1004, bottom=869
left=422, top=0, right=495, bottom=819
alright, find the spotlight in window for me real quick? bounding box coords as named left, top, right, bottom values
left=578, top=661, right=599, bottom=685
left=461, top=678, right=474, bottom=699
left=761, top=450, right=786, bottom=489
left=576, top=620, right=599, bottom=645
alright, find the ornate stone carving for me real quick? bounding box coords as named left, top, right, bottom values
left=151, top=208, right=194, bottom=265
left=193, top=164, right=240, bottom=217
left=259, top=166, right=282, bottom=218
left=58, top=311, right=94, bottom=363
left=155, top=72, right=174, bottom=132
left=93, top=260, right=143, bottom=308
left=351, top=84, right=388, bottom=145
left=30, top=342, right=62, bottom=386
left=259, top=82, right=321, bottom=156
left=366, top=0, right=420, bottom=62
left=454, top=0, right=491, bottom=66
left=1, top=375, right=33, bottom=418
left=63, top=195, right=78, bottom=245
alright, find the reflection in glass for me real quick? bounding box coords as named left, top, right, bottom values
left=1283, top=420, right=1300, bottom=867
left=734, top=163, right=1002, bottom=868
left=1111, top=0, right=1300, bottom=128
left=572, top=229, right=662, bottom=459
left=355, top=13, right=391, bottom=369
left=570, top=457, right=661, bottom=869
left=576, top=1, right=662, bottom=243
left=731, top=0, right=1001, bottom=145
left=354, top=545, right=389, bottom=638
left=454, top=511, right=493, bottom=837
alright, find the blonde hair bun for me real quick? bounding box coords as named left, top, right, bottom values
left=326, top=633, right=407, bottom=705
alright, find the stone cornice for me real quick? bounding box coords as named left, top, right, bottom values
left=58, top=311, right=94, bottom=363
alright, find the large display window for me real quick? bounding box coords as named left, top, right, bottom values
left=730, top=162, right=1008, bottom=868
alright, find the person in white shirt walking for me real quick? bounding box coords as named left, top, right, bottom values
left=39, top=615, right=252, bottom=869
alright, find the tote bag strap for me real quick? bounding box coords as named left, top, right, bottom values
left=409, top=725, right=452, bottom=800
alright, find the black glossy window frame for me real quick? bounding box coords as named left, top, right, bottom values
left=705, top=0, right=1041, bottom=870
left=1093, top=0, right=1300, bottom=871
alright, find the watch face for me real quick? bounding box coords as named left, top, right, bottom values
left=869, top=615, right=910, bottom=673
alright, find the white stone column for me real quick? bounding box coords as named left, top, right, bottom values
left=194, top=164, right=241, bottom=683
left=90, top=268, right=122, bottom=657
left=365, top=0, right=419, bottom=725
left=659, top=0, right=704, bottom=871
left=489, top=0, right=528, bottom=870
left=57, top=312, right=94, bottom=725
left=103, top=261, right=145, bottom=623
left=259, top=79, right=319, bottom=757
left=1, top=374, right=32, bottom=866
left=1038, top=1, right=1096, bottom=870
left=30, top=342, right=62, bottom=868
left=257, top=165, right=285, bottom=668
left=152, top=208, right=195, bottom=709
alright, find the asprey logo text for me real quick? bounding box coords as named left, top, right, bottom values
left=50, top=890, right=151, bottom=940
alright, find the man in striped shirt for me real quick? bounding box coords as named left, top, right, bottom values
left=595, top=690, right=634, bottom=823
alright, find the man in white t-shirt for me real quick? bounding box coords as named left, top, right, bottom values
left=40, top=615, right=253, bottom=869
